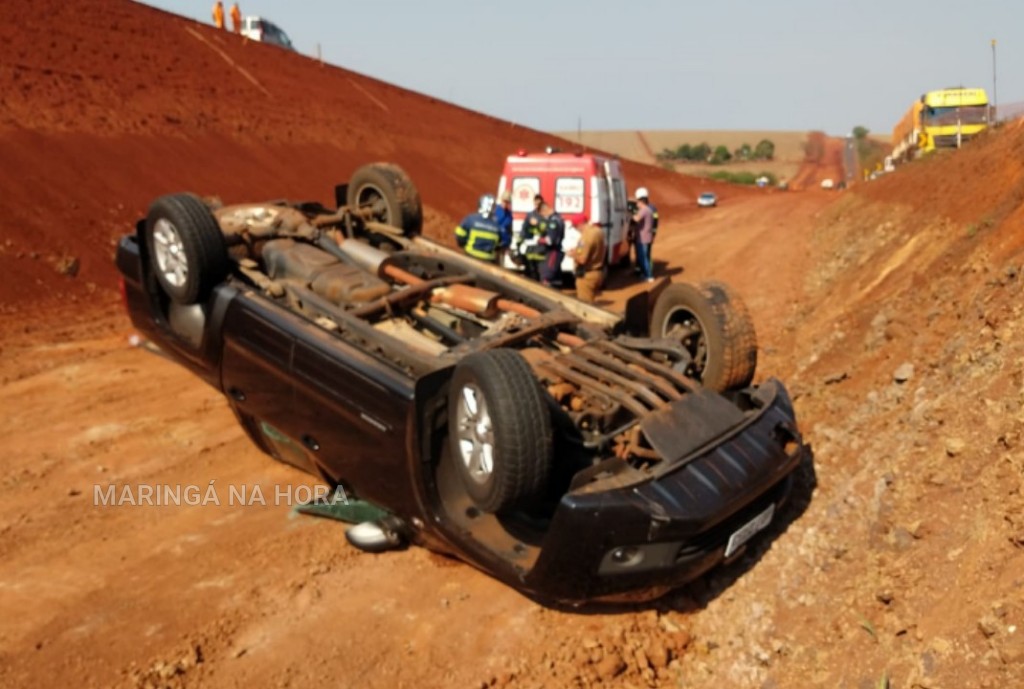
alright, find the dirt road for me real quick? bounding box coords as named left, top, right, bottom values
left=788, top=131, right=847, bottom=191
left=0, top=190, right=822, bottom=689
left=6, top=169, right=1021, bottom=689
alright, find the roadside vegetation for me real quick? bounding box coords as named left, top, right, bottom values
left=655, top=138, right=781, bottom=185
left=851, top=125, right=889, bottom=178
left=707, top=170, right=779, bottom=186
left=657, top=138, right=776, bottom=165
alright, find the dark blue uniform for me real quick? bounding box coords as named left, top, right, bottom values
left=454, top=213, right=502, bottom=262
left=517, top=210, right=546, bottom=279
left=538, top=212, right=565, bottom=285
left=494, top=204, right=513, bottom=249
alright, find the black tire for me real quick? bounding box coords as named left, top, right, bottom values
left=144, top=194, right=228, bottom=305
left=448, top=349, right=552, bottom=514
left=347, top=163, right=423, bottom=237
left=650, top=281, right=758, bottom=392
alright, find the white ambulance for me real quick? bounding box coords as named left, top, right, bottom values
left=497, top=149, right=631, bottom=273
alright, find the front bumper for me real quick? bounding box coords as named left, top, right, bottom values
left=523, top=379, right=806, bottom=603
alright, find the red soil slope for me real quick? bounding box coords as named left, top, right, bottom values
left=0, top=0, right=738, bottom=316
left=857, top=122, right=1024, bottom=243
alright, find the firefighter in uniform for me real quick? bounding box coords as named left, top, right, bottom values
left=455, top=194, right=502, bottom=263
left=536, top=203, right=565, bottom=287
left=572, top=219, right=606, bottom=303
left=493, top=190, right=514, bottom=267
left=517, top=194, right=547, bottom=280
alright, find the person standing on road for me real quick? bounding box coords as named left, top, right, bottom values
left=518, top=194, right=547, bottom=280
left=212, top=0, right=226, bottom=29
left=536, top=202, right=566, bottom=287
left=454, top=194, right=503, bottom=263
left=494, top=190, right=514, bottom=267
left=632, top=187, right=655, bottom=282
left=229, top=2, right=242, bottom=33
left=572, top=219, right=606, bottom=303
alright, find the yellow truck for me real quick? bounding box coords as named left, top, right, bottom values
left=891, top=88, right=989, bottom=162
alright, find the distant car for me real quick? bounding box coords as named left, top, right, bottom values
left=241, top=16, right=295, bottom=50
left=820, top=178, right=835, bottom=190
left=697, top=192, right=718, bottom=208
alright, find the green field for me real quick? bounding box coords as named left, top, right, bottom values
left=551, top=129, right=811, bottom=182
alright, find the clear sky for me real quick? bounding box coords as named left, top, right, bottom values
left=142, top=0, right=1023, bottom=137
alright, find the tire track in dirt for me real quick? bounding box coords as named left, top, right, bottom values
left=183, top=26, right=271, bottom=96
left=635, top=130, right=658, bottom=163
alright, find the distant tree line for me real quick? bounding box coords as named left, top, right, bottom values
left=708, top=170, right=779, bottom=186
left=657, top=139, right=776, bottom=165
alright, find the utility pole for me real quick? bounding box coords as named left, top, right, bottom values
left=991, top=39, right=998, bottom=123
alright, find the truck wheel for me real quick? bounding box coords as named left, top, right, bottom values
left=650, top=281, right=758, bottom=392
left=347, top=163, right=423, bottom=237
left=144, top=194, right=228, bottom=305
left=448, top=349, right=552, bottom=514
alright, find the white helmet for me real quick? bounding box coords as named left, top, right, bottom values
left=478, top=194, right=496, bottom=217
left=635, top=187, right=649, bottom=200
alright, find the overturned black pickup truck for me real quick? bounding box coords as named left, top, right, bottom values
left=116, top=163, right=808, bottom=604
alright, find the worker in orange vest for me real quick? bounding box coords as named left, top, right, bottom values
left=229, top=2, right=242, bottom=33
left=211, top=1, right=225, bottom=29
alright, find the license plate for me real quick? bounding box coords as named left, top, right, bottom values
left=724, top=503, right=775, bottom=558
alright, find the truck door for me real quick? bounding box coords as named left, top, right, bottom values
left=604, top=160, right=629, bottom=264
left=290, top=332, right=418, bottom=510
left=554, top=176, right=586, bottom=271
left=591, top=175, right=610, bottom=257
left=220, top=294, right=307, bottom=457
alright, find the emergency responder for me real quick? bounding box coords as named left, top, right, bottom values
left=632, top=187, right=655, bottom=282
left=572, top=219, right=606, bottom=303
left=518, top=194, right=547, bottom=280
left=454, top=195, right=502, bottom=263
left=630, top=190, right=659, bottom=271
left=536, top=202, right=565, bottom=287
left=494, top=190, right=513, bottom=266
left=212, top=0, right=226, bottom=29
left=229, top=2, right=242, bottom=33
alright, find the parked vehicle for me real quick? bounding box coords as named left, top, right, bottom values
left=820, top=178, right=834, bottom=190
left=116, top=162, right=808, bottom=604
left=240, top=16, right=294, bottom=50
left=891, top=88, right=989, bottom=163
left=497, top=149, right=630, bottom=273
left=697, top=192, right=718, bottom=208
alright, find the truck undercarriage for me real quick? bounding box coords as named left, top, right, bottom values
left=123, top=163, right=807, bottom=603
